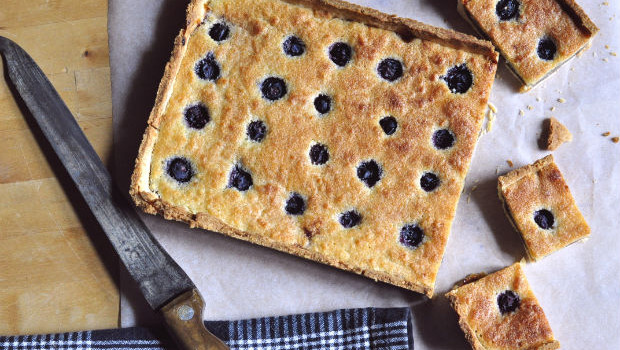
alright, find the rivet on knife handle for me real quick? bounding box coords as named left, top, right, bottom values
left=161, top=289, right=229, bottom=350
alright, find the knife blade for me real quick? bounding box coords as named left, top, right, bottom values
left=0, top=36, right=228, bottom=350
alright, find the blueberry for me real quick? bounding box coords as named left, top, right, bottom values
left=184, top=104, right=210, bottom=130
left=283, top=36, right=306, bottom=57
left=442, top=64, right=473, bottom=94
left=534, top=209, right=554, bottom=229
left=329, top=42, right=352, bottom=67
left=537, top=37, right=557, bottom=61
left=285, top=192, right=306, bottom=215
left=497, top=290, right=521, bottom=314
left=261, top=77, right=287, bottom=101
left=195, top=53, right=220, bottom=81
left=357, top=160, right=382, bottom=188
left=377, top=58, right=403, bottom=82
left=496, top=0, right=520, bottom=21
left=432, top=129, right=455, bottom=149
left=314, top=94, right=331, bottom=115
left=209, top=22, right=230, bottom=42
left=309, top=143, right=329, bottom=165
left=399, top=224, right=424, bottom=249
left=339, top=210, right=362, bottom=228
left=167, top=157, right=194, bottom=183
left=379, top=116, right=398, bottom=135
left=420, top=172, right=440, bottom=192
left=228, top=165, right=253, bottom=191
left=247, top=120, right=267, bottom=142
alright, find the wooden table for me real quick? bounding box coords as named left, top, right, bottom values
left=0, top=0, right=119, bottom=335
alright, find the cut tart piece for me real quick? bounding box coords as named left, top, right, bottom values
left=542, top=117, right=572, bottom=151
left=498, top=155, right=590, bottom=261
left=446, top=262, right=560, bottom=350
left=131, top=0, right=498, bottom=297
left=457, top=0, right=598, bottom=91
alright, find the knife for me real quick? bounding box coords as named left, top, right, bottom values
left=0, top=36, right=228, bottom=350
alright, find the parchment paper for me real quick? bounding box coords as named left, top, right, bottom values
left=109, top=1, right=620, bottom=348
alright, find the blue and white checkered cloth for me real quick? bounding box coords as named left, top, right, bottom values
left=0, top=307, right=413, bottom=350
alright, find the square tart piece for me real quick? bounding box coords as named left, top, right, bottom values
left=446, top=262, right=560, bottom=350
left=457, top=0, right=598, bottom=91
left=498, top=155, right=590, bottom=261
left=131, top=0, right=499, bottom=296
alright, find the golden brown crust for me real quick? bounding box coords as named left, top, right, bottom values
left=544, top=117, right=572, bottom=151
left=497, top=155, right=590, bottom=261
left=459, top=0, right=598, bottom=91
left=131, top=0, right=498, bottom=297
left=446, top=262, right=560, bottom=350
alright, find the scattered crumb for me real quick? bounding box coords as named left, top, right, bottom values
left=527, top=105, right=533, bottom=110
left=613, top=137, right=619, bottom=143
left=486, top=112, right=495, bottom=133
left=603, top=1, right=609, bottom=5
left=603, top=131, right=611, bottom=137
left=606, top=45, right=610, bottom=49
left=536, top=97, right=541, bottom=102
left=570, top=67, right=575, bottom=71
left=557, top=98, right=566, bottom=103
left=519, top=109, right=524, bottom=116
left=543, top=117, right=573, bottom=151
left=471, top=185, right=479, bottom=192
left=603, top=58, right=609, bottom=62
left=488, top=102, right=497, bottom=113
left=507, top=160, right=514, bottom=167
left=550, top=106, right=556, bottom=111
left=612, top=52, right=618, bottom=57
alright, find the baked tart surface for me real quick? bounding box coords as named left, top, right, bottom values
left=458, top=0, right=598, bottom=91
left=498, top=155, right=590, bottom=261
left=446, top=262, right=560, bottom=350
left=131, top=0, right=498, bottom=296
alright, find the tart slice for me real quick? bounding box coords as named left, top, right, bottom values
left=498, top=155, right=590, bottom=261
left=458, top=0, right=598, bottom=91
left=131, top=0, right=498, bottom=296
left=446, top=262, right=560, bottom=350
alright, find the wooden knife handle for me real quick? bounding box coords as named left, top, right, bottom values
left=160, top=289, right=229, bottom=350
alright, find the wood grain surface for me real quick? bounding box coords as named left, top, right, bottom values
left=0, top=0, right=119, bottom=335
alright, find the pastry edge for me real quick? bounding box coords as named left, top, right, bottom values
left=130, top=0, right=500, bottom=298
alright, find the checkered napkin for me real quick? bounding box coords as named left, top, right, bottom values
left=0, top=307, right=413, bottom=350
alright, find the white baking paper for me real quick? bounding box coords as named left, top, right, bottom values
left=109, top=1, right=620, bottom=348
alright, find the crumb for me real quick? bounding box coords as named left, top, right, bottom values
left=606, top=45, right=610, bottom=49
left=488, top=102, right=497, bottom=113
left=507, top=160, right=514, bottom=167
left=557, top=98, right=566, bottom=103
left=536, top=97, right=541, bottom=102
left=527, top=105, right=533, bottom=110
left=570, top=67, right=575, bottom=71
left=543, top=117, right=572, bottom=151
left=613, top=137, right=619, bottom=143
left=603, top=58, right=609, bottom=62
left=550, top=106, right=556, bottom=111
left=486, top=112, right=495, bottom=133
left=519, top=109, right=524, bottom=116
left=612, top=52, right=617, bottom=57
left=471, top=185, right=478, bottom=192
left=603, top=1, right=609, bottom=5
left=603, top=131, right=611, bottom=137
